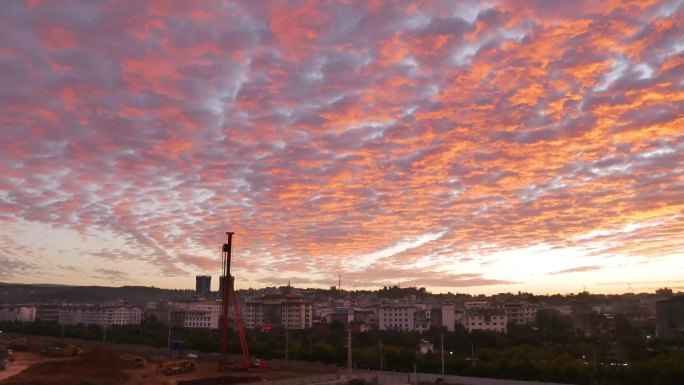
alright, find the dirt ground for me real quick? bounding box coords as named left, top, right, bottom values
left=123, top=362, right=250, bottom=385
left=0, top=352, right=73, bottom=382
left=0, top=336, right=316, bottom=385
left=123, top=360, right=305, bottom=385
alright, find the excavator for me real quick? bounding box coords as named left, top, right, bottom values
left=219, top=232, right=267, bottom=371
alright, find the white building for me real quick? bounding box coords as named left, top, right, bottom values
left=143, top=300, right=221, bottom=329
left=184, top=310, right=216, bottom=328
left=499, top=303, right=537, bottom=325
left=462, top=309, right=508, bottom=333
left=379, top=304, right=430, bottom=332
left=103, top=306, right=142, bottom=326
left=0, top=306, right=37, bottom=322
left=244, top=295, right=313, bottom=329
left=441, top=304, right=456, bottom=331
left=58, top=304, right=141, bottom=326
left=555, top=305, right=572, bottom=317
left=176, top=301, right=220, bottom=329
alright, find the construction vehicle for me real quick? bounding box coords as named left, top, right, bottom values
left=218, top=232, right=267, bottom=371
left=0, top=349, right=12, bottom=371
left=134, top=356, right=147, bottom=367
left=160, top=359, right=196, bottom=375
left=40, top=345, right=81, bottom=357
left=0, top=349, right=14, bottom=363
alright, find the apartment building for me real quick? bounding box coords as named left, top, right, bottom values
left=465, top=301, right=490, bottom=310
left=499, top=302, right=537, bottom=325
left=244, top=294, right=313, bottom=329
left=145, top=300, right=220, bottom=329
left=462, top=309, right=508, bottom=333
left=58, top=303, right=141, bottom=326
left=379, top=303, right=430, bottom=332
left=0, top=305, right=37, bottom=322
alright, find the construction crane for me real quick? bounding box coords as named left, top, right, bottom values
left=219, top=232, right=266, bottom=371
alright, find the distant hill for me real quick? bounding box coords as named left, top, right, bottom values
left=0, top=283, right=197, bottom=306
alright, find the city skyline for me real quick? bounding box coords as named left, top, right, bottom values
left=1, top=1, right=682, bottom=295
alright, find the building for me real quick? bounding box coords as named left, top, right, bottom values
left=441, top=304, right=456, bottom=331
left=184, top=310, right=216, bottom=329
left=195, top=275, right=212, bottom=299
left=378, top=303, right=430, bottom=332
left=656, top=288, right=674, bottom=297
left=244, top=295, right=313, bottom=329
left=58, top=303, right=141, bottom=326
left=571, top=303, right=595, bottom=336
left=145, top=300, right=220, bottom=329
left=218, top=275, right=227, bottom=300
left=349, top=320, right=372, bottom=333
left=656, top=295, right=684, bottom=339
left=465, top=301, right=489, bottom=310
left=354, top=309, right=375, bottom=324
left=461, top=309, right=508, bottom=333
left=0, top=306, right=37, bottom=322
left=36, top=304, right=61, bottom=322
left=329, top=307, right=354, bottom=327
left=500, top=303, right=537, bottom=325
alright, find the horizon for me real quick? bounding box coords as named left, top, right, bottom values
left=1, top=280, right=680, bottom=298
left=1, top=1, right=683, bottom=295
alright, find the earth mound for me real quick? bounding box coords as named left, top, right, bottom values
left=1, top=345, right=129, bottom=385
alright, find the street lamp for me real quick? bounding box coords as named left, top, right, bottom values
left=469, top=343, right=474, bottom=365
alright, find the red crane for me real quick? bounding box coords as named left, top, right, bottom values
left=219, top=232, right=264, bottom=370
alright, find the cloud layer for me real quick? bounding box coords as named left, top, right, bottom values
left=1, top=0, right=682, bottom=293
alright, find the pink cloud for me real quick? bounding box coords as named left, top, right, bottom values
left=0, top=0, right=682, bottom=291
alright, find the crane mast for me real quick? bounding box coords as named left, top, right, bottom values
left=219, top=232, right=251, bottom=370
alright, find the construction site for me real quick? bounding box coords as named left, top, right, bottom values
left=0, top=233, right=339, bottom=385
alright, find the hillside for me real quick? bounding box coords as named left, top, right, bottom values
left=0, top=283, right=196, bottom=305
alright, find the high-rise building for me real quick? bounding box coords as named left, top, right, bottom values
left=195, top=275, right=212, bottom=298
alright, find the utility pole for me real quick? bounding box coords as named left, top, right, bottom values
left=167, top=308, right=172, bottom=357
left=380, top=339, right=384, bottom=371
left=469, top=343, right=474, bottom=365
left=285, top=326, right=289, bottom=361
left=440, top=332, right=445, bottom=379
left=347, top=327, right=352, bottom=374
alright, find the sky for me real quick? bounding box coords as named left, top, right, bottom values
left=1, top=0, right=683, bottom=295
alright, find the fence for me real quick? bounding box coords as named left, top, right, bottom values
left=240, top=373, right=340, bottom=385
left=354, top=370, right=573, bottom=385
left=233, top=370, right=571, bottom=385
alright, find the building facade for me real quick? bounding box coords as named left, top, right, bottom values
left=0, top=306, right=37, bottom=322
left=500, top=302, right=537, bottom=325
left=378, top=303, right=430, bottom=332
left=146, top=300, right=220, bottom=329
left=462, top=309, right=508, bottom=333
left=656, top=296, right=684, bottom=339
left=58, top=304, right=141, bottom=326
left=195, top=275, right=212, bottom=299
left=244, top=295, right=313, bottom=329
